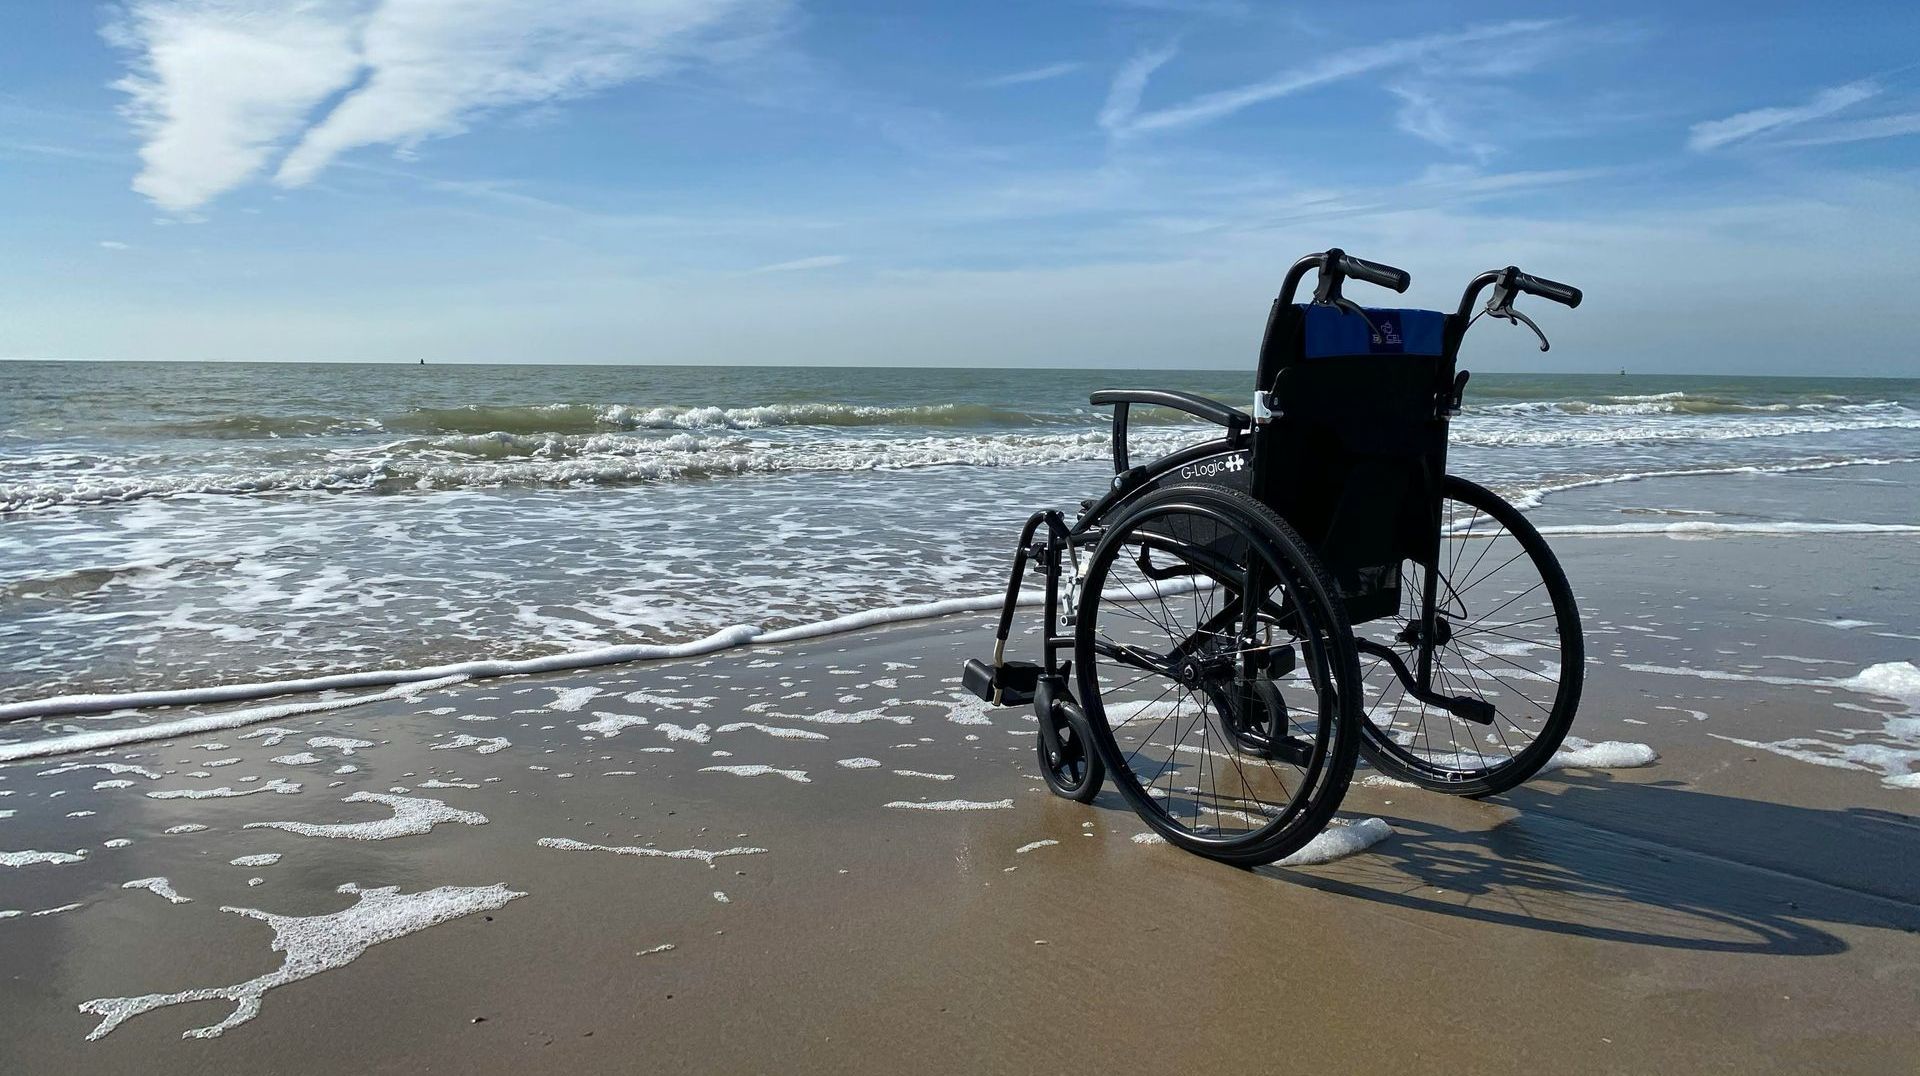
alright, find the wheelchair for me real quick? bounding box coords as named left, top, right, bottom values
left=962, top=249, right=1586, bottom=865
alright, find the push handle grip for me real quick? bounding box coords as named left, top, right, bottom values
left=1334, top=252, right=1411, bottom=294
left=1510, top=269, right=1581, bottom=308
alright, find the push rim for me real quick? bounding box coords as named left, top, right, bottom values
left=1075, top=494, right=1352, bottom=852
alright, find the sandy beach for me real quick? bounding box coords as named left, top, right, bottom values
left=3, top=515, right=1917, bottom=1074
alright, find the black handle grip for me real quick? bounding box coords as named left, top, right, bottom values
left=1334, top=252, right=1411, bottom=294
left=1511, top=269, right=1581, bottom=308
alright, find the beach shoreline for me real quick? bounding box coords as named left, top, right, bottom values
left=2, top=523, right=1917, bottom=1073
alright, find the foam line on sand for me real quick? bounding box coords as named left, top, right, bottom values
left=0, top=676, right=466, bottom=766
left=0, top=595, right=1047, bottom=727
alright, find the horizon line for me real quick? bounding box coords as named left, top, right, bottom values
left=1, top=356, right=1912, bottom=380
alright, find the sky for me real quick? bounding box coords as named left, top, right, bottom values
left=1, top=1, right=1918, bottom=374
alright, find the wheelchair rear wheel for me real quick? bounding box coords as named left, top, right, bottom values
left=1356, top=475, right=1583, bottom=796
left=1074, top=485, right=1361, bottom=866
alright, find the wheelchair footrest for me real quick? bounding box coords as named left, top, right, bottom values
left=961, top=658, right=1041, bottom=707
left=1443, top=696, right=1496, bottom=726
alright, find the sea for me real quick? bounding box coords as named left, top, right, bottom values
left=3, top=361, right=1917, bottom=705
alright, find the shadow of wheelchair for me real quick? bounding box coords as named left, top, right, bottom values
left=1258, top=772, right=1920, bottom=956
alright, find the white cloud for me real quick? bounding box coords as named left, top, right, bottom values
left=1688, top=81, right=1880, bottom=152
left=109, top=1, right=365, bottom=213
left=1113, top=19, right=1555, bottom=136
left=98, top=240, right=131, bottom=250
left=1098, top=42, right=1178, bottom=134
left=748, top=254, right=847, bottom=273
left=276, top=0, right=776, bottom=187
left=975, top=61, right=1084, bottom=88
left=1390, top=85, right=1493, bottom=161
left=1780, top=110, right=1920, bottom=148
left=108, top=0, right=781, bottom=212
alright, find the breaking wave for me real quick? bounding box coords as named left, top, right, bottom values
left=0, top=429, right=1208, bottom=513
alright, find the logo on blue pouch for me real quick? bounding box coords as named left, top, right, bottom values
left=1371, top=314, right=1403, bottom=352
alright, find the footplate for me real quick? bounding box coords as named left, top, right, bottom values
left=961, top=658, right=1042, bottom=707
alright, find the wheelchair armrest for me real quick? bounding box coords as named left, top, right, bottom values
left=1090, top=390, right=1252, bottom=432
left=1090, top=389, right=1252, bottom=473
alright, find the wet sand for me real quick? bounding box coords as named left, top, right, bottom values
left=2, top=530, right=1917, bottom=1074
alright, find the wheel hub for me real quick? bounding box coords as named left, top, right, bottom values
left=1396, top=616, right=1453, bottom=648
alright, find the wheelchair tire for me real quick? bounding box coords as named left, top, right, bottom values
left=1355, top=475, right=1583, bottom=797
left=1074, top=485, right=1361, bottom=867
left=1035, top=686, right=1105, bottom=803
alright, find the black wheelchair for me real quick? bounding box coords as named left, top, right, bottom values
left=963, top=249, right=1586, bottom=865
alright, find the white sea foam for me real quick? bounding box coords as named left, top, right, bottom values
left=774, top=706, right=914, bottom=727
left=230, top=854, right=281, bottom=867
left=0, top=594, right=1036, bottom=726
left=884, top=798, right=1014, bottom=811
left=245, top=792, right=487, bottom=841
left=656, top=722, right=712, bottom=744
left=148, top=778, right=301, bottom=800
left=578, top=711, right=649, bottom=737
left=163, top=823, right=207, bottom=834
left=37, top=761, right=162, bottom=780
left=837, top=757, right=882, bottom=769
left=2, top=849, right=86, bottom=867
left=0, top=677, right=464, bottom=765
left=1835, top=662, right=1920, bottom=708
left=1014, top=839, right=1058, bottom=854
left=546, top=687, right=601, bottom=712
left=699, top=764, right=811, bottom=783
left=1534, top=521, right=1920, bottom=539
left=239, top=727, right=299, bottom=746
left=1276, top=817, right=1394, bottom=867
left=1358, top=774, right=1419, bottom=788
left=123, top=877, right=191, bottom=904
left=1625, top=660, right=1920, bottom=702
left=1505, top=455, right=1920, bottom=510
left=307, top=736, right=374, bottom=755
left=535, top=836, right=767, bottom=867
left=431, top=734, right=510, bottom=755
left=79, top=881, right=524, bottom=1040
left=893, top=770, right=956, bottom=781
left=714, top=721, right=829, bottom=741
left=1542, top=738, right=1659, bottom=772
left=271, top=753, right=323, bottom=766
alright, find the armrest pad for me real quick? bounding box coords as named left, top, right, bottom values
left=1089, top=389, right=1252, bottom=432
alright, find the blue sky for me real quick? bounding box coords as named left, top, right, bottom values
left=2, top=1, right=1918, bottom=373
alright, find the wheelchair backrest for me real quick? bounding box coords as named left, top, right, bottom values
left=1251, top=303, right=1461, bottom=621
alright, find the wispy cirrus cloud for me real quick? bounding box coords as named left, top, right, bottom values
left=1390, top=85, right=1494, bottom=161
left=748, top=254, right=847, bottom=273
left=974, top=61, right=1084, bottom=89
left=106, top=0, right=785, bottom=213
left=1688, top=80, right=1880, bottom=152
left=1103, top=19, right=1557, bottom=137
left=1780, top=110, right=1920, bottom=148
left=1098, top=41, right=1178, bottom=134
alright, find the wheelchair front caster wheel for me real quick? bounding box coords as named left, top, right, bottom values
left=1035, top=683, right=1104, bottom=803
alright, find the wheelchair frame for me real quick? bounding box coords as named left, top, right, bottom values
left=962, top=249, right=1585, bottom=777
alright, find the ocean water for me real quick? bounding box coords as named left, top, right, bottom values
left=2, top=361, right=1917, bottom=703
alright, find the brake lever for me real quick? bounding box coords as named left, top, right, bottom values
left=1484, top=294, right=1551, bottom=352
